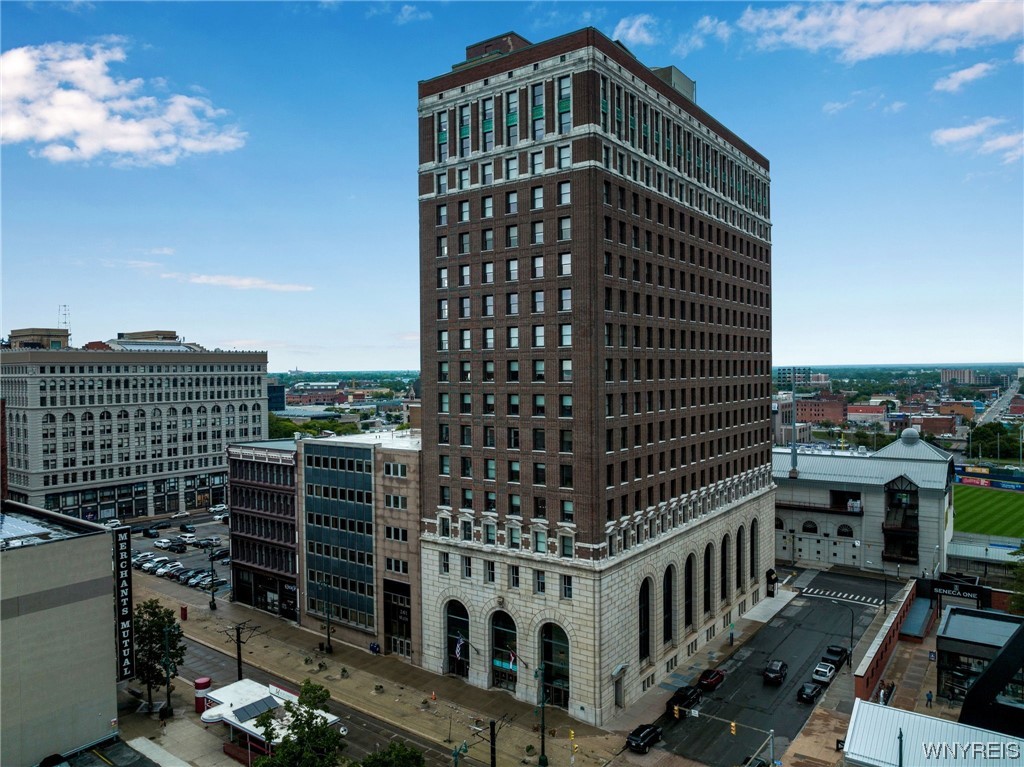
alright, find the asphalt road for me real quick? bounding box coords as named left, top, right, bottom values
left=179, top=636, right=483, bottom=767
left=661, top=590, right=875, bottom=767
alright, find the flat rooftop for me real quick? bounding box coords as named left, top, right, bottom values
left=310, top=429, right=422, bottom=452
left=0, top=501, right=104, bottom=550
left=938, top=605, right=1023, bottom=647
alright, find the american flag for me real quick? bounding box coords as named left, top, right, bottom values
left=509, top=648, right=518, bottom=667
left=455, top=633, right=465, bottom=661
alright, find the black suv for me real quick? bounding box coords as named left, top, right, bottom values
left=142, top=528, right=160, bottom=539
left=179, top=523, right=197, bottom=533
left=626, top=724, right=662, bottom=754
left=763, top=659, right=788, bottom=685
left=822, top=645, right=849, bottom=669
left=665, top=685, right=703, bottom=717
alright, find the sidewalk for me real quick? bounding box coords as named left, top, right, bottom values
left=134, top=583, right=800, bottom=767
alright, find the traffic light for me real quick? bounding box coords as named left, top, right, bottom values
left=569, top=729, right=575, bottom=741
left=730, top=721, right=737, bottom=735
left=673, top=704, right=681, bottom=720
left=573, top=744, right=579, bottom=753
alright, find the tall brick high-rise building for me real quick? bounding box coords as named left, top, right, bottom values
left=417, top=28, right=774, bottom=725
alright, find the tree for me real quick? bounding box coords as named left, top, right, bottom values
left=360, top=741, right=426, bottom=767
left=133, top=599, right=186, bottom=712
left=255, top=679, right=346, bottom=767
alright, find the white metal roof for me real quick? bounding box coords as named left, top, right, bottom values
left=845, top=699, right=1021, bottom=766
left=201, top=679, right=341, bottom=744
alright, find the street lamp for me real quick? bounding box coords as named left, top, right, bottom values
left=830, top=600, right=855, bottom=668
left=867, top=560, right=888, bottom=615
left=535, top=663, right=549, bottom=767
left=320, top=576, right=334, bottom=653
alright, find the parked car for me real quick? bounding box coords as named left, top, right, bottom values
left=697, top=669, right=726, bottom=692
left=142, top=528, right=161, bottom=539
left=153, top=538, right=173, bottom=550
left=763, top=659, right=789, bottom=685
left=152, top=521, right=172, bottom=529
left=209, top=504, right=228, bottom=514
left=170, top=510, right=190, bottom=519
left=142, top=556, right=170, bottom=573
left=212, top=512, right=230, bottom=522
left=812, top=662, right=836, bottom=686
left=221, top=557, right=232, bottom=566
left=167, top=542, right=187, bottom=554
left=797, top=682, right=824, bottom=703
left=665, top=685, right=703, bottom=717
left=626, top=724, right=663, bottom=754
left=176, top=568, right=200, bottom=583
left=179, top=533, right=198, bottom=545
left=196, top=537, right=219, bottom=548
left=209, top=547, right=230, bottom=560
left=822, top=645, right=849, bottom=669
left=132, top=551, right=155, bottom=564
left=101, top=518, right=122, bottom=528
left=209, top=577, right=229, bottom=589
left=156, top=562, right=183, bottom=577
left=188, top=573, right=211, bottom=587
left=179, top=523, right=196, bottom=533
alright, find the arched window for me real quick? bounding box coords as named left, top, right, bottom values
left=703, top=543, right=714, bottom=614
left=662, top=567, right=675, bottom=643
left=837, top=524, right=854, bottom=538
left=445, top=600, right=470, bottom=678
left=802, top=521, right=818, bottom=534
left=684, top=554, right=695, bottom=628
left=638, top=579, right=651, bottom=662
left=720, top=534, right=731, bottom=604
left=736, top=526, right=745, bottom=591
left=775, top=517, right=784, bottom=530
left=490, top=610, right=518, bottom=691
left=540, top=623, right=570, bottom=709
left=750, top=518, right=759, bottom=580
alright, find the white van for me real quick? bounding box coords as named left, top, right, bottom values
left=179, top=533, right=198, bottom=545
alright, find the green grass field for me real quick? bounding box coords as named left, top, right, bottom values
left=954, top=484, right=1024, bottom=538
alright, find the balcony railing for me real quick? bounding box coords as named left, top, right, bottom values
left=882, top=507, right=919, bottom=532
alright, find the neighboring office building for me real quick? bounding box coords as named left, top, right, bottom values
left=847, top=404, right=887, bottom=425
left=297, top=430, right=423, bottom=660
left=774, top=428, right=953, bottom=576
left=910, top=414, right=957, bottom=437
left=795, top=397, right=847, bottom=426
left=938, top=400, right=978, bottom=421
left=935, top=606, right=1024, bottom=703
left=771, top=395, right=811, bottom=446
left=267, top=381, right=286, bottom=411
left=0, top=328, right=268, bottom=520
left=418, top=28, right=775, bottom=725
left=228, top=439, right=299, bottom=621
left=774, top=367, right=812, bottom=387
left=0, top=501, right=121, bottom=766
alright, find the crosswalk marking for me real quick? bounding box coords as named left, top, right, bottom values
left=801, top=586, right=883, bottom=606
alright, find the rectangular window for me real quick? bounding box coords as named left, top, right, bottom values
left=507, top=394, right=520, bottom=415
left=438, top=267, right=449, bottom=288
left=436, top=172, right=448, bottom=194
left=440, top=551, right=450, bottom=574
left=559, top=429, right=573, bottom=453
left=459, top=200, right=470, bottom=222
left=507, top=327, right=520, bottom=349
left=437, top=111, right=449, bottom=161
left=486, top=560, right=496, bottom=583
left=462, top=555, right=472, bottom=579
left=557, top=144, right=571, bottom=169
left=531, top=255, right=544, bottom=278
left=534, top=569, right=546, bottom=593
left=505, top=157, right=518, bottom=179
left=506, top=258, right=519, bottom=281
left=461, top=519, right=473, bottom=540
left=532, top=325, right=545, bottom=348
left=558, top=181, right=571, bottom=205
left=506, top=190, right=518, bottom=214
left=560, top=573, right=573, bottom=598
left=531, top=220, right=544, bottom=245
left=532, top=427, right=546, bottom=450
left=558, top=252, right=572, bottom=276
left=558, top=217, right=571, bottom=241
left=482, top=261, right=494, bottom=283
left=508, top=494, right=521, bottom=517
left=559, top=359, right=572, bottom=382
left=507, top=360, right=520, bottom=381
left=558, top=288, right=571, bottom=311
left=560, top=499, right=574, bottom=522
left=458, top=167, right=469, bottom=189
left=506, top=292, right=519, bottom=315
left=509, top=564, right=520, bottom=587
left=482, top=294, right=495, bottom=317
left=531, top=83, right=544, bottom=140
left=509, top=526, right=521, bottom=549
left=531, top=290, right=545, bottom=313
left=533, top=462, right=547, bottom=484
left=506, top=226, right=519, bottom=248
left=533, top=395, right=545, bottom=417
left=532, top=359, right=545, bottom=382
left=559, top=323, right=572, bottom=347
left=530, top=151, right=544, bottom=174
left=484, top=522, right=497, bottom=545
left=482, top=195, right=494, bottom=217
left=508, top=460, right=521, bottom=482
left=506, top=91, right=519, bottom=146
left=437, top=204, right=448, bottom=225
left=559, top=394, right=573, bottom=417
left=531, top=186, right=544, bottom=209
left=437, top=330, right=449, bottom=351
left=532, top=529, right=547, bottom=553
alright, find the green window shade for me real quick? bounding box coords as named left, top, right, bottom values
left=506, top=113, right=518, bottom=126
left=600, top=99, right=608, bottom=113
left=482, top=119, right=494, bottom=132
left=642, top=125, right=649, bottom=137
left=628, top=116, right=636, bottom=129
left=459, top=125, right=470, bottom=138
left=557, top=98, right=571, bottom=113
left=616, top=108, right=623, bottom=121
left=531, top=106, right=544, bottom=120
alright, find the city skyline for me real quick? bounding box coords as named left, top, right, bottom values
left=3, top=1, right=1022, bottom=371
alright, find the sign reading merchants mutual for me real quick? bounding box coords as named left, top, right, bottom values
left=113, top=527, right=135, bottom=681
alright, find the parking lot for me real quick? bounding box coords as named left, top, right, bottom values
left=131, top=513, right=232, bottom=597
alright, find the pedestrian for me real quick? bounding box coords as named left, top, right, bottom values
left=926, top=690, right=933, bottom=708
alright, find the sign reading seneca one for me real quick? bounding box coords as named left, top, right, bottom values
left=113, top=527, right=135, bottom=681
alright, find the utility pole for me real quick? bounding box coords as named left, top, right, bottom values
left=219, top=620, right=267, bottom=681
left=535, top=663, right=548, bottom=767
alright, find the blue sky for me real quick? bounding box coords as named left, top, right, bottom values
left=2, top=1, right=1022, bottom=372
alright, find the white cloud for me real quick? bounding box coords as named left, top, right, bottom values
left=978, top=131, right=1024, bottom=164
left=931, top=117, right=1021, bottom=163
left=0, top=40, right=246, bottom=166
left=931, top=116, right=1005, bottom=146
left=737, top=2, right=1023, bottom=63
left=144, top=247, right=175, bottom=257
left=160, top=272, right=314, bottom=292
left=933, top=62, right=996, bottom=93
left=1016, top=44, right=1024, bottom=63
left=673, top=16, right=732, bottom=58
left=884, top=101, right=906, bottom=114
left=395, top=5, right=431, bottom=25
left=612, top=14, right=659, bottom=47
left=823, top=100, right=853, bottom=115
